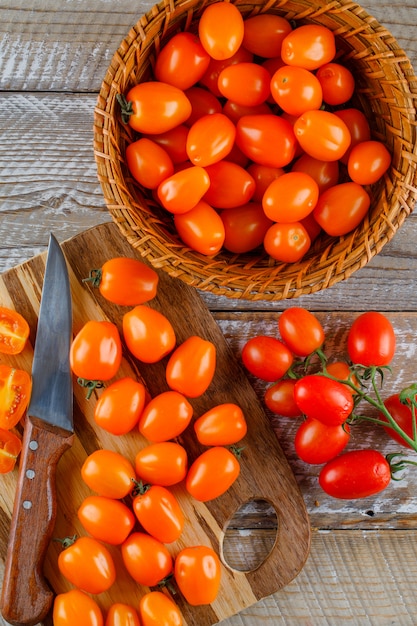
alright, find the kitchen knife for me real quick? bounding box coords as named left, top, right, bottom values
left=0, top=234, right=74, bottom=626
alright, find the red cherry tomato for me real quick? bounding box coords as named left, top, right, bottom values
left=121, top=82, right=191, bottom=134
left=264, top=379, right=302, bottom=418
left=185, top=86, right=223, bottom=125
left=380, top=393, right=417, bottom=449
left=138, top=390, right=193, bottom=442
left=132, top=483, right=184, bottom=543
left=204, top=160, right=255, bottom=208
left=157, top=165, right=211, bottom=214
left=105, top=604, right=140, bottom=626
left=221, top=202, right=273, bottom=254
left=236, top=114, right=297, bottom=168
left=138, top=592, right=182, bottom=626
left=0, top=306, right=30, bottom=355
left=185, top=446, right=240, bottom=502
left=270, top=65, right=323, bottom=116
left=347, top=140, right=391, bottom=185
left=174, top=200, right=225, bottom=256
left=198, top=2, right=244, bottom=60
left=194, top=403, right=247, bottom=445
left=53, top=589, right=103, bottom=626
left=135, top=441, right=188, bottom=486
left=316, top=62, right=355, bottom=105
left=0, top=365, right=32, bottom=430
left=295, top=417, right=350, bottom=464
left=319, top=449, right=391, bottom=499
left=87, top=256, right=159, bottom=306
left=242, top=14, right=292, bottom=58
left=77, top=495, right=135, bottom=545
left=291, top=153, right=339, bottom=194
left=81, top=449, right=136, bottom=499
left=94, top=377, right=146, bottom=435
left=126, top=138, right=174, bottom=189
left=57, top=536, right=116, bottom=594
left=326, top=361, right=358, bottom=396
left=121, top=532, right=173, bottom=587
left=123, top=305, right=176, bottom=364
left=347, top=311, right=396, bottom=367
left=281, top=24, right=336, bottom=70
left=0, top=428, right=22, bottom=473
left=218, top=62, right=271, bottom=106
left=199, top=47, right=253, bottom=97
left=242, top=335, right=293, bottom=382
left=262, top=171, right=319, bottom=222
left=186, top=112, right=236, bottom=166
left=278, top=307, right=325, bottom=357
left=294, top=110, right=351, bottom=161
left=175, top=545, right=221, bottom=605
left=166, top=335, right=216, bottom=398
left=333, top=108, right=371, bottom=164
left=264, top=222, right=311, bottom=263
left=313, top=182, right=370, bottom=236
left=70, top=321, right=122, bottom=383
left=154, top=32, right=211, bottom=90
left=294, top=375, right=354, bottom=426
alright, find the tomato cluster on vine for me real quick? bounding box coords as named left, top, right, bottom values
left=119, top=1, right=391, bottom=265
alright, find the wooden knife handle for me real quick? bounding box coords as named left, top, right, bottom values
left=1, top=416, right=73, bottom=626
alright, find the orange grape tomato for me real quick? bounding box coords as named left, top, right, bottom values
left=53, top=589, right=104, bottom=626
left=0, top=365, right=32, bottom=430
left=199, top=46, right=253, bottom=97
left=294, top=110, right=351, bottom=162
left=262, top=171, right=319, bottom=222
left=138, top=389, right=193, bottom=442
left=218, top=62, right=271, bottom=107
left=184, top=86, right=222, bottom=126
left=122, top=305, right=176, bottom=364
left=291, top=153, right=339, bottom=194
left=174, top=546, right=221, bottom=606
left=132, top=483, right=184, bottom=543
left=222, top=99, right=271, bottom=124
left=123, top=82, right=192, bottom=133
left=0, top=306, right=30, bottom=355
left=139, top=592, right=182, bottom=626
left=89, top=256, right=159, bottom=306
left=313, top=181, right=371, bottom=236
left=247, top=163, right=285, bottom=202
left=198, top=2, right=244, bottom=60
left=300, top=211, right=322, bottom=242
left=236, top=114, right=297, bottom=167
left=157, top=165, right=210, bottom=213
left=270, top=65, right=323, bottom=116
left=194, top=402, right=247, bottom=445
left=203, top=160, right=255, bottom=208
left=174, top=200, right=225, bottom=256
left=165, top=335, right=216, bottom=398
left=333, top=108, right=371, bottom=164
left=347, top=140, right=391, bottom=185
left=264, top=222, right=311, bottom=263
left=185, top=446, right=240, bottom=502
left=77, top=495, right=135, bottom=545
left=57, top=536, right=116, bottom=595
left=105, top=604, right=140, bottom=626
left=144, top=125, right=189, bottom=164
left=154, top=31, right=211, bottom=90
left=94, top=377, right=146, bottom=435
left=264, top=379, right=302, bottom=418
left=242, top=14, right=292, bottom=58
left=326, top=361, right=359, bottom=395
left=221, top=202, right=273, bottom=254
left=0, top=428, right=22, bottom=473
left=316, top=62, right=355, bottom=106
left=186, top=112, right=236, bottom=166
left=281, top=23, right=336, bottom=70
left=81, top=449, right=136, bottom=499
left=121, top=532, right=173, bottom=587
left=135, top=441, right=188, bottom=486
left=70, top=320, right=122, bottom=382
left=126, top=138, right=174, bottom=189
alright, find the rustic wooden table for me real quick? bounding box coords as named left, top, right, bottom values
left=1, top=0, right=417, bottom=624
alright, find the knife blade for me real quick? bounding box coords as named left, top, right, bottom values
left=0, top=234, right=74, bottom=626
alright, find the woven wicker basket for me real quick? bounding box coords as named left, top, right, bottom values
left=93, top=0, right=417, bottom=301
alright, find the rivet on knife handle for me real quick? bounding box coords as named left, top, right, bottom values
left=1, top=416, right=73, bottom=626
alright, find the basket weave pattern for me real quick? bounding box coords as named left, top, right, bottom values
left=94, top=0, right=417, bottom=301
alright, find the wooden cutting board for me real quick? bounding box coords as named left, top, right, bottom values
left=0, top=222, right=310, bottom=625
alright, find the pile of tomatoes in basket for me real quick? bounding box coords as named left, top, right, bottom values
left=120, top=1, right=391, bottom=263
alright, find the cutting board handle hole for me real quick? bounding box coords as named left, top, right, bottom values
left=221, top=498, right=278, bottom=573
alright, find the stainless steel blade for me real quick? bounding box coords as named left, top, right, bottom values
left=28, top=233, right=73, bottom=433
